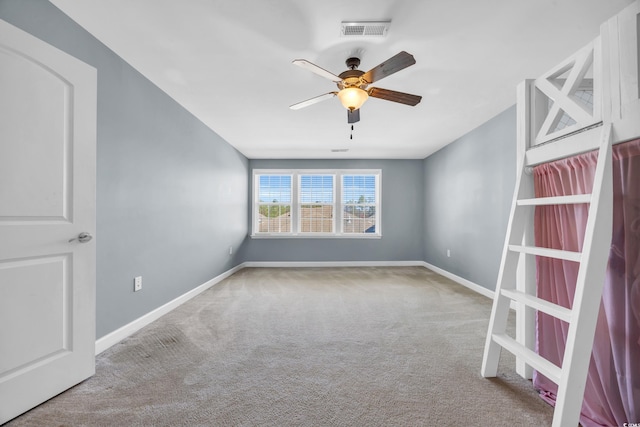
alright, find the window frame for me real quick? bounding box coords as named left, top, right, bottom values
left=297, top=173, right=336, bottom=236
left=254, top=173, right=293, bottom=234
left=251, top=169, right=381, bottom=239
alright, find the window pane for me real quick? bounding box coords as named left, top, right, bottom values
left=342, top=213, right=376, bottom=233
left=258, top=175, right=291, bottom=203
left=256, top=174, right=292, bottom=233
left=342, top=174, right=377, bottom=234
left=300, top=175, right=333, bottom=203
left=257, top=204, right=291, bottom=232
left=299, top=175, right=334, bottom=233
left=300, top=204, right=334, bottom=232
left=342, top=175, right=376, bottom=204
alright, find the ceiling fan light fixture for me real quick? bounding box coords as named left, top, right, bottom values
left=337, top=87, right=368, bottom=111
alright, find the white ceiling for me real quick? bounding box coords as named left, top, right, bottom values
left=49, top=0, right=633, bottom=159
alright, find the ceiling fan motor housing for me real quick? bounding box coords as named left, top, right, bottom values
left=338, top=57, right=367, bottom=90
left=338, top=68, right=367, bottom=91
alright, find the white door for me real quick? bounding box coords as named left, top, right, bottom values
left=0, top=19, right=96, bottom=424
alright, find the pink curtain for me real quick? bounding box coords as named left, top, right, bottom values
left=533, top=138, right=640, bottom=426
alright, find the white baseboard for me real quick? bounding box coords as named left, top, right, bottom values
left=421, top=261, right=495, bottom=299
left=243, top=261, right=497, bottom=302
left=242, top=260, right=426, bottom=268
left=421, top=262, right=517, bottom=309
left=94, top=264, right=245, bottom=355
left=95, top=260, right=500, bottom=355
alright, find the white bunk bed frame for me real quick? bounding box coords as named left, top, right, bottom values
left=482, top=2, right=640, bottom=426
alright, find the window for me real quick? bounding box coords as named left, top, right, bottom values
left=299, top=174, right=334, bottom=233
left=256, top=175, right=292, bottom=233
left=342, top=175, right=377, bottom=234
left=252, top=169, right=380, bottom=238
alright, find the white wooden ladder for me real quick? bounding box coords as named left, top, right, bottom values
left=481, top=123, right=613, bottom=427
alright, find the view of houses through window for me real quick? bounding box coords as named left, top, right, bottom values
left=300, top=174, right=334, bottom=233
left=253, top=170, right=380, bottom=237
left=256, top=175, right=292, bottom=233
left=342, top=175, right=376, bottom=234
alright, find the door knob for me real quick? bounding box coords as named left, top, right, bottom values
left=69, top=232, right=93, bottom=243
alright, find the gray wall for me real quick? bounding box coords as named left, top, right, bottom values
left=239, top=159, right=424, bottom=263
left=423, top=107, right=516, bottom=291
left=0, top=0, right=249, bottom=338
left=1, top=1, right=517, bottom=339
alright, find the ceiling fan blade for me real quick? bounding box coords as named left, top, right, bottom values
left=292, top=59, right=342, bottom=83
left=368, top=87, right=422, bottom=106
left=361, top=51, right=416, bottom=84
left=347, top=109, right=360, bottom=124
left=289, top=92, right=337, bottom=110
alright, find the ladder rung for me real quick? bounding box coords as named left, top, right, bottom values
left=492, top=333, right=561, bottom=384
left=508, top=245, right=581, bottom=262
left=501, top=289, right=572, bottom=323
left=517, top=194, right=591, bottom=206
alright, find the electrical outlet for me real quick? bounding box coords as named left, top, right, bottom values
left=229, top=246, right=233, bottom=255
left=447, top=249, right=451, bottom=257
left=134, top=276, right=142, bottom=292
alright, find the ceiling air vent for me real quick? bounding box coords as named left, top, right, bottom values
left=331, top=148, right=349, bottom=153
left=341, top=21, right=390, bottom=37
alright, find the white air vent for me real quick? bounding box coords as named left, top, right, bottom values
left=341, top=21, right=390, bottom=37
left=331, top=148, right=349, bottom=153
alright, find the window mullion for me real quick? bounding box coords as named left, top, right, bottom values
left=253, top=173, right=259, bottom=233
left=336, top=173, right=343, bottom=234
left=376, top=173, right=381, bottom=235
left=291, top=172, right=299, bottom=234
left=332, top=173, right=338, bottom=235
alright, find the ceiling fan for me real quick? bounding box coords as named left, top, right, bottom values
left=289, top=51, right=422, bottom=124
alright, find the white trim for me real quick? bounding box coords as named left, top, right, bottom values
left=95, top=260, right=505, bottom=355
left=243, top=260, right=424, bottom=268
left=94, top=264, right=245, bottom=355
left=525, top=124, right=603, bottom=166
left=422, top=262, right=495, bottom=299
left=247, top=261, right=516, bottom=308
left=249, top=233, right=381, bottom=239
left=243, top=261, right=508, bottom=306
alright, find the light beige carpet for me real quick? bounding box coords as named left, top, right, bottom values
left=6, top=267, right=554, bottom=426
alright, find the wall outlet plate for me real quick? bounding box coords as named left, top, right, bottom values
left=134, top=276, right=142, bottom=292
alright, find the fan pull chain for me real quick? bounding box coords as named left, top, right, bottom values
left=350, top=125, right=354, bottom=140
